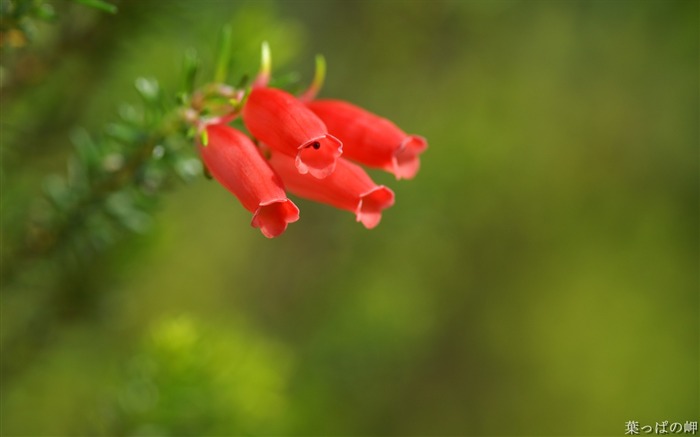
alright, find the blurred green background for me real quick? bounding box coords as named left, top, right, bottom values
left=1, top=0, right=698, bottom=435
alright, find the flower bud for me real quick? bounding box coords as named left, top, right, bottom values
left=243, top=88, right=342, bottom=179
left=306, top=99, right=427, bottom=180
left=199, top=124, right=299, bottom=238
left=269, top=152, right=394, bottom=229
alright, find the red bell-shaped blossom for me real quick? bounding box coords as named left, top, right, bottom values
left=306, top=99, right=427, bottom=180
left=243, top=88, right=343, bottom=179
left=268, top=152, right=395, bottom=229
left=199, top=124, right=299, bottom=238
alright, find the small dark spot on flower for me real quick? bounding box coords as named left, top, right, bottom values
left=311, top=141, right=320, bottom=150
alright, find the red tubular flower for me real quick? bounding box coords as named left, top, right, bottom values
left=305, top=99, right=427, bottom=180
left=199, top=124, right=299, bottom=238
left=268, top=152, right=395, bottom=229
left=243, top=88, right=343, bottom=179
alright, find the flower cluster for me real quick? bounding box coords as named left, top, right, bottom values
left=194, top=50, right=427, bottom=238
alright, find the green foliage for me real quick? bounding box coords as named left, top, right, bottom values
left=0, top=0, right=117, bottom=48
left=109, top=316, right=292, bottom=435
left=0, top=0, right=56, bottom=46
left=0, top=74, right=200, bottom=294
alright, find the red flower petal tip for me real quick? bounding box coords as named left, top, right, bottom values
left=356, top=185, right=395, bottom=229
left=252, top=199, right=300, bottom=238
left=295, top=134, right=343, bottom=178
left=389, top=135, right=428, bottom=180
